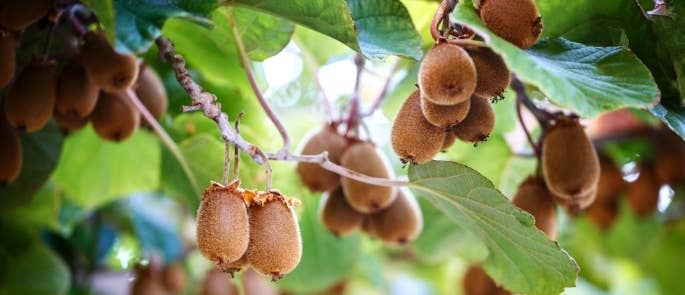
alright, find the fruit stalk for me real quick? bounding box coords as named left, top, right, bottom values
left=344, top=54, right=364, bottom=134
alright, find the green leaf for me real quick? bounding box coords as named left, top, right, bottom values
left=346, top=0, right=423, bottom=60
left=650, top=102, right=685, bottom=139
left=278, top=193, right=361, bottom=293
left=452, top=1, right=659, bottom=118
left=82, top=0, right=116, bottom=41
left=0, top=121, right=62, bottom=211
left=52, top=126, right=161, bottom=210
left=0, top=243, right=70, bottom=295
left=225, top=0, right=359, bottom=51
left=408, top=161, right=578, bottom=295
left=113, top=0, right=217, bottom=53
left=232, top=7, right=294, bottom=61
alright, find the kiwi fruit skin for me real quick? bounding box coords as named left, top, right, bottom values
left=199, top=268, right=239, bottom=295
left=341, top=141, right=397, bottom=213
left=320, top=187, right=364, bottom=236
left=552, top=186, right=597, bottom=214
left=80, top=30, right=139, bottom=92
left=247, top=194, right=302, bottom=281
left=453, top=96, right=495, bottom=143
left=442, top=130, right=457, bottom=151
left=53, top=109, right=88, bottom=134
left=463, top=266, right=511, bottom=295
left=296, top=125, right=348, bottom=192
left=0, top=110, right=22, bottom=185
left=366, top=189, right=423, bottom=245
left=4, top=59, right=56, bottom=132
left=542, top=117, right=600, bottom=200
left=197, top=181, right=250, bottom=273
left=130, top=264, right=167, bottom=295
left=242, top=268, right=279, bottom=295
left=465, top=46, right=510, bottom=98
left=162, top=263, right=186, bottom=294
left=222, top=253, right=248, bottom=277
left=418, top=43, right=477, bottom=106
left=420, top=94, right=471, bottom=128
left=55, top=58, right=99, bottom=118
left=586, top=196, right=619, bottom=230
left=135, top=65, right=167, bottom=120
left=596, top=158, right=625, bottom=203
left=479, top=0, right=542, bottom=49
left=0, top=0, right=52, bottom=31
left=654, top=128, right=685, bottom=184
left=391, top=90, right=446, bottom=164
left=1, top=31, right=15, bottom=88
left=512, top=177, right=557, bottom=239
left=91, top=91, right=140, bottom=142
left=627, top=166, right=659, bottom=217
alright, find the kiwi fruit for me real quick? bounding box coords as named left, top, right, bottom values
left=296, top=125, right=348, bottom=191
left=162, top=263, right=186, bottom=294
left=552, top=187, right=597, bottom=214
left=453, top=96, right=495, bottom=143
left=130, top=263, right=166, bottom=295
left=418, top=43, right=477, bottom=105
left=391, top=90, right=446, bottom=164
left=222, top=253, right=248, bottom=277
left=627, top=166, right=660, bottom=217
left=247, top=191, right=302, bottom=281
left=53, top=109, right=88, bottom=134
left=0, top=0, right=52, bottom=31
left=199, top=268, right=239, bottom=295
left=55, top=58, right=99, bottom=118
left=442, top=130, right=457, bottom=151
left=135, top=65, right=168, bottom=120
left=320, top=187, right=363, bottom=236
left=420, top=94, right=471, bottom=128
left=512, top=177, right=557, bottom=238
left=478, top=0, right=542, bottom=49
left=586, top=197, right=619, bottom=230
left=465, top=46, right=510, bottom=98
left=654, top=128, right=685, bottom=184
left=341, top=141, right=397, bottom=213
left=197, top=180, right=250, bottom=272
left=463, top=266, right=511, bottom=295
left=242, top=268, right=279, bottom=295
left=0, top=110, right=22, bottom=185
left=80, top=30, right=139, bottom=92
left=366, top=189, right=423, bottom=245
left=91, top=91, right=140, bottom=141
left=4, top=59, right=56, bottom=132
left=1, top=31, right=15, bottom=88
left=542, top=117, right=600, bottom=199
left=596, top=158, right=625, bottom=203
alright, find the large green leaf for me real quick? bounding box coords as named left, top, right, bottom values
left=0, top=243, right=70, bottom=295
left=451, top=1, right=659, bottom=118
left=346, top=0, right=423, bottom=60
left=232, top=7, right=295, bottom=60
left=52, top=126, right=161, bottom=209
left=408, top=161, right=578, bottom=295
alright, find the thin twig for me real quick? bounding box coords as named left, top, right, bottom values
left=42, top=21, right=57, bottom=57
left=345, top=54, right=365, bottom=135
left=124, top=89, right=202, bottom=196
left=232, top=112, right=243, bottom=182
left=227, top=10, right=290, bottom=157
left=510, top=76, right=553, bottom=128
left=430, top=0, right=450, bottom=41
left=292, top=37, right=337, bottom=122
left=516, top=95, right=540, bottom=157
left=362, top=60, right=399, bottom=117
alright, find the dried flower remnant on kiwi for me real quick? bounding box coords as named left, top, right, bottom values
left=478, top=0, right=543, bottom=49
left=341, top=141, right=396, bottom=213
left=391, top=90, right=446, bottom=164
left=418, top=43, right=477, bottom=106
left=296, top=125, right=348, bottom=192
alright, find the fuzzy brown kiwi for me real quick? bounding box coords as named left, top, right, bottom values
left=626, top=166, right=660, bottom=217
left=418, top=43, right=477, bottom=105
left=391, top=90, right=445, bottom=164
left=463, top=266, right=511, bottom=295
left=0, top=0, right=52, bottom=31
left=586, top=196, right=619, bottom=230
left=442, top=130, right=457, bottom=151
left=199, top=268, right=239, bottom=295
left=465, top=46, right=510, bottom=99
left=453, top=95, right=495, bottom=143
left=222, top=253, right=248, bottom=277
left=366, top=189, right=423, bottom=245
left=161, top=263, right=186, bottom=294
left=247, top=191, right=302, bottom=281
left=242, top=268, right=279, bottom=295
left=512, top=177, right=557, bottom=239
left=542, top=117, right=600, bottom=200
left=80, top=30, right=139, bottom=92
left=135, top=65, right=167, bottom=120
left=1, top=30, right=15, bottom=88
left=596, top=158, right=625, bottom=203
left=653, top=128, right=685, bottom=184
left=130, top=263, right=166, bottom=295
left=478, top=0, right=542, bottom=49
left=53, top=109, right=88, bottom=134
left=4, top=59, right=56, bottom=132
left=91, top=91, right=140, bottom=141
left=296, top=125, right=348, bottom=191
left=55, top=58, right=99, bottom=118
left=0, top=110, right=22, bottom=185
left=341, top=141, right=397, bottom=213
left=197, top=180, right=250, bottom=272
left=420, top=94, right=471, bottom=128
left=320, top=187, right=363, bottom=236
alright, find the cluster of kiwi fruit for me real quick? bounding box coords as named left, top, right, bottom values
left=0, top=2, right=168, bottom=186
left=197, top=267, right=278, bottom=295
left=130, top=261, right=187, bottom=295
left=391, top=0, right=543, bottom=165
left=196, top=179, right=302, bottom=281
left=295, top=125, right=423, bottom=246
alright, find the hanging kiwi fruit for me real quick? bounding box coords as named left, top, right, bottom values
left=296, top=125, right=348, bottom=192
left=0, top=30, right=15, bottom=88
left=626, top=165, right=660, bottom=217
left=0, top=110, right=22, bottom=185
left=418, top=43, right=477, bottom=106
left=391, top=90, right=446, bottom=164
left=420, top=95, right=471, bottom=128
left=340, top=141, right=396, bottom=213
left=465, top=46, right=510, bottom=99
left=196, top=180, right=250, bottom=273
left=3, top=58, right=56, bottom=132
left=52, top=109, right=88, bottom=134
left=161, top=263, right=187, bottom=294
left=198, top=268, right=239, bottom=295
left=463, top=266, right=511, bottom=295
left=453, top=96, right=495, bottom=143
left=135, top=64, right=168, bottom=120
left=55, top=58, right=99, bottom=118
left=478, top=0, right=543, bottom=49
left=0, top=0, right=53, bottom=31
left=366, top=189, right=423, bottom=245
left=320, top=187, right=364, bottom=236
left=91, top=91, right=139, bottom=142
left=512, top=176, right=557, bottom=238
left=80, top=30, right=139, bottom=92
